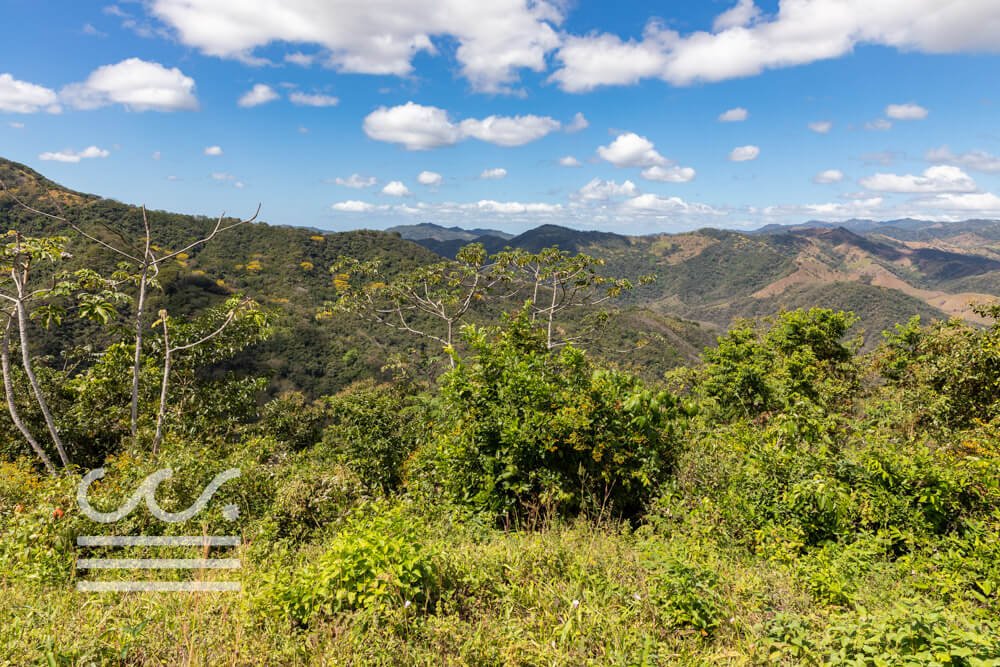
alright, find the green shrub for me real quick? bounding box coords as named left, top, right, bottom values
left=259, top=391, right=329, bottom=450
left=263, top=508, right=439, bottom=624
left=320, top=380, right=420, bottom=494
left=417, top=312, right=682, bottom=521
left=760, top=605, right=1000, bottom=665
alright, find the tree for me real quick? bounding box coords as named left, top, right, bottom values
left=326, top=243, right=502, bottom=366
left=492, top=247, right=653, bottom=349
left=326, top=243, right=652, bottom=364
left=0, top=231, right=126, bottom=470
left=1, top=180, right=259, bottom=448
left=151, top=296, right=267, bottom=454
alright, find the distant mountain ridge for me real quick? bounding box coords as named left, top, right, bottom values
left=397, top=219, right=1000, bottom=341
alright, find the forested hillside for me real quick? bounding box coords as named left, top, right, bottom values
left=0, top=158, right=710, bottom=395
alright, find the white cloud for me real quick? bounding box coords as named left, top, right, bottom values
left=598, top=132, right=666, bottom=167
left=865, top=118, right=893, bottom=131
left=149, top=0, right=562, bottom=93
left=285, top=52, right=316, bottom=66
left=813, top=169, right=844, bottom=184
left=332, top=200, right=377, bottom=212
left=641, top=165, right=696, bottom=182
left=362, top=102, right=561, bottom=150
left=382, top=180, right=410, bottom=196
left=718, top=107, right=748, bottom=122
left=39, top=146, right=110, bottom=163
left=480, top=167, right=507, bottom=180
left=713, top=0, right=761, bottom=31
left=204, top=145, right=223, bottom=156
left=559, top=156, right=582, bottom=167
left=8, top=122, right=25, bottom=129
left=61, top=58, right=198, bottom=111
left=762, top=197, right=884, bottom=219
left=212, top=172, right=245, bottom=188
left=925, top=146, right=1000, bottom=173
left=622, top=194, right=722, bottom=215
left=885, top=103, right=928, bottom=120
left=550, top=1, right=1000, bottom=92
left=152, top=151, right=161, bottom=160
left=363, top=102, right=461, bottom=150
left=576, top=178, right=638, bottom=201
left=0, top=73, right=61, bottom=113
left=917, top=192, right=1000, bottom=213
left=475, top=200, right=561, bottom=213
left=565, top=112, right=589, bottom=133
left=238, top=83, right=278, bottom=107
left=289, top=91, right=339, bottom=107
left=417, top=170, right=442, bottom=186
left=334, top=174, right=376, bottom=188
left=808, top=120, right=832, bottom=133
left=860, top=165, right=977, bottom=193
left=459, top=115, right=561, bottom=146
left=729, top=145, right=760, bottom=162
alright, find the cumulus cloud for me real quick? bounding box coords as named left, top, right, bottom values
left=289, top=91, right=339, bottom=107
left=149, top=0, right=562, bottom=93
left=813, top=169, right=844, bottom=183
left=460, top=115, right=561, bottom=146
left=761, top=197, right=884, bottom=219
left=713, top=0, right=762, bottom=31
left=622, top=194, right=722, bottom=215
left=362, top=102, right=561, bottom=150
left=718, top=107, right=748, bottom=122
left=576, top=178, right=638, bottom=201
left=285, top=52, right=316, bottom=66
left=363, top=102, right=461, bottom=150
left=808, top=120, right=832, bottom=133
left=729, top=145, right=760, bottom=162
left=238, top=83, right=278, bottom=107
left=204, top=145, right=223, bottom=156
left=925, top=146, right=1000, bottom=173
left=61, top=58, right=198, bottom=111
left=332, top=200, right=378, bottom=212
left=0, top=73, right=61, bottom=113
left=550, top=1, right=1000, bottom=92
left=860, top=165, right=977, bottom=193
left=39, top=146, right=110, bottom=163
left=152, top=151, right=161, bottom=160
left=417, top=170, right=442, bottom=186
left=885, top=103, right=928, bottom=120
left=480, top=167, right=507, bottom=180
left=917, top=192, right=1000, bottom=213
left=382, top=180, right=410, bottom=196
left=564, top=112, right=589, bottom=133
left=333, top=174, right=376, bottom=188
left=559, top=156, right=582, bottom=167
left=474, top=200, right=561, bottom=213
left=641, top=165, right=696, bottom=182
left=598, top=132, right=666, bottom=167
left=8, top=122, right=25, bottom=129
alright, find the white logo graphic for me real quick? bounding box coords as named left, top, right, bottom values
left=75, top=468, right=242, bottom=593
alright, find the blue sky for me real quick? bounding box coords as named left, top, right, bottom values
left=2, top=0, right=1000, bottom=234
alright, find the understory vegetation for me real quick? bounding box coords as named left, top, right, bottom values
left=1, top=215, right=999, bottom=664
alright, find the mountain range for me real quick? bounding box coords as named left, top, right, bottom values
left=390, top=219, right=1000, bottom=338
